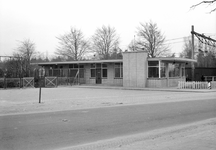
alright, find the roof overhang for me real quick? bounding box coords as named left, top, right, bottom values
left=32, top=59, right=123, bottom=66
left=148, top=57, right=197, bottom=63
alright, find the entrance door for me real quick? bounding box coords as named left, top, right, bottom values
left=96, top=69, right=102, bottom=84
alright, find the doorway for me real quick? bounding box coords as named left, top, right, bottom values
left=96, top=69, right=102, bottom=84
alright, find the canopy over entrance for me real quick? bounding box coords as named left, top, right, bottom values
left=148, top=57, right=197, bottom=63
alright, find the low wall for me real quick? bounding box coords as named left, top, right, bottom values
left=147, top=77, right=185, bottom=88
left=147, top=78, right=167, bottom=88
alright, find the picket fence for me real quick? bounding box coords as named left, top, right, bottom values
left=178, top=81, right=209, bottom=89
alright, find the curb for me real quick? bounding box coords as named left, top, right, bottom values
left=72, top=85, right=216, bottom=93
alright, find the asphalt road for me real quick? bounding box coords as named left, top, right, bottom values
left=0, top=98, right=216, bottom=150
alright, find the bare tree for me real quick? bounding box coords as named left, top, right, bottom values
left=136, top=21, right=170, bottom=58
left=14, top=39, right=36, bottom=77
left=16, top=39, right=36, bottom=61
left=56, top=27, right=90, bottom=61
left=190, top=0, right=216, bottom=13
left=92, top=25, right=120, bottom=59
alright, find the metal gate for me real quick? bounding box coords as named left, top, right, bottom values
left=45, top=77, right=57, bottom=87
left=23, top=77, right=34, bottom=88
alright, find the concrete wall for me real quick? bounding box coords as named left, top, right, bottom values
left=123, top=51, right=148, bottom=88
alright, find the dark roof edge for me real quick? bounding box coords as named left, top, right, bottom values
left=31, top=59, right=123, bottom=65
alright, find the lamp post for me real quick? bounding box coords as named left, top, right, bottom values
left=38, top=67, right=45, bottom=103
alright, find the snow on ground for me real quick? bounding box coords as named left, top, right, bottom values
left=0, top=86, right=216, bottom=115
left=62, top=118, right=216, bottom=150
left=1, top=86, right=216, bottom=150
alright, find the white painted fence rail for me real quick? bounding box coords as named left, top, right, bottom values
left=178, top=81, right=209, bottom=89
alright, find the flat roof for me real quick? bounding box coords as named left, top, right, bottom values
left=148, top=57, right=197, bottom=63
left=33, top=59, right=123, bottom=66
left=33, top=57, right=196, bottom=66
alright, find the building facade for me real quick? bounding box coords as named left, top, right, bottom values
left=37, top=51, right=196, bottom=88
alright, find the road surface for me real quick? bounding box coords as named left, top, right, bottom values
left=0, top=98, right=216, bottom=150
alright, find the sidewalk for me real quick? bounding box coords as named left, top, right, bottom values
left=74, top=84, right=216, bottom=93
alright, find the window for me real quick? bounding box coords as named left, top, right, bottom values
left=102, top=64, right=107, bottom=78
left=169, top=63, right=180, bottom=77
left=91, top=70, right=95, bottom=78
left=102, top=69, right=107, bottom=78
left=90, top=64, right=96, bottom=78
left=90, top=63, right=107, bottom=78
left=148, top=61, right=166, bottom=78
left=79, top=65, right=84, bottom=68
left=69, top=64, right=80, bottom=68
left=114, top=63, right=123, bottom=78
left=91, top=64, right=96, bottom=68
left=148, top=61, right=159, bottom=78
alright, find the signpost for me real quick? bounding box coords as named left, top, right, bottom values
left=39, top=67, right=45, bottom=103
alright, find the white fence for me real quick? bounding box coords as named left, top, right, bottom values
left=178, top=81, right=209, bottom=89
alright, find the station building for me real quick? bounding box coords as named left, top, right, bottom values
left=37, top=51, right=196, bottom=88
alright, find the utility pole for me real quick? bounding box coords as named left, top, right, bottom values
left=191, top=25, right=195, bottom=81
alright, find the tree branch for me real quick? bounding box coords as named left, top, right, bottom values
left=190, top=0, right=216, bottom=12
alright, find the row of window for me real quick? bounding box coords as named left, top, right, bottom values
left=47, top=63, right=123, bottom=78
left=148, top=61, right=185, bottom=78
left=90, top=63, right=123, bottom=78
left=47, top=61, right=185, bottom=79
left=47, top=69, right=84, bottom=78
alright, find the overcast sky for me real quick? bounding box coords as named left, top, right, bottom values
left=0, top=0, right=216, bottom=58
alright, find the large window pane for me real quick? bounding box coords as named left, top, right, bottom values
left=148, top=67, right=159, bottom=78
left=169, top=63, right=180, bottom=77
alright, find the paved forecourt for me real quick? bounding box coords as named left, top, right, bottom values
left=0, top=86, right=216, bottom=115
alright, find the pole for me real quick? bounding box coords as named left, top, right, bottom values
left=39, top=77, right=42, bottom=103
left=191, top=25, right=195, bottom=81
left=39, top=83, right=42, bottom=103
